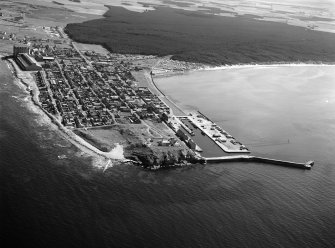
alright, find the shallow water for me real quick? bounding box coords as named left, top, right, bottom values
left=2, top=62, right=335, bottom=248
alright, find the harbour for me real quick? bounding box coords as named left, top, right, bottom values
left=174, top=113, right=314, bottom=170
left=152, top=66, right=335, bottom=170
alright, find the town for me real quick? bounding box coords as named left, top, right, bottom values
left=12, top=34, right=253, bottom=156
left=13, top=41, right=173, bottom=129
left=9, top=25, right=314, bottom=170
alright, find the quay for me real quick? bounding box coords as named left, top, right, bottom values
left=205, top=155, right=314, bottom=169
left=180, top=112, right=250, bottom=154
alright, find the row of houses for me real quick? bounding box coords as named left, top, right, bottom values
left=29, top=43, right=173, bottom=129
left=35, top=71, right=57, bottom=115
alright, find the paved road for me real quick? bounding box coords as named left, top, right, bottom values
left=132, top=69, right=186, bottom=116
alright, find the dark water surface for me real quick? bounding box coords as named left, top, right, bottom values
left=1, top=62, right=335, bottom=248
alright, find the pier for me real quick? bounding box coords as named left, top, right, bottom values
left=180, top=112, right=250, bottom=154
left=205, top=155, right=314, bottom=169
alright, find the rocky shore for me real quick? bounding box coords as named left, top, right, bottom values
left=125, top=146, right=204, bottom=170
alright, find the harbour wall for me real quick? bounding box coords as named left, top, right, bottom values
left=205, top=155, right=314, bottom=169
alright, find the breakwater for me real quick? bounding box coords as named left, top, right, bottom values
left=205, top=155, right=314, bottom=169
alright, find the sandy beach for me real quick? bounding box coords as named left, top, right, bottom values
left=153, top=61, right=335, bottom=78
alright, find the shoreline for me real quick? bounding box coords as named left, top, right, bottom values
left=204, top=62, right=335, bottom=71
left=150, top=61, right=335, bottom=116
left=4, top=56, right=133, bottom=169
left=152, top=61, right=335, bottom=78
left=4, top=46, right=329, bottom=170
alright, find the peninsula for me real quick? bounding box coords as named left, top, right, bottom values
left=0, top=0, right=326, bottom=170
left=9, top=38, right=254, bottom=168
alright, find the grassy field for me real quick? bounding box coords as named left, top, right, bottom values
left=65, top=6, right=335, bottom=65
left=74, top=124, right=191, bottom=166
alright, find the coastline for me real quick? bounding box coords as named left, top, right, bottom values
left=3, top=55, right=132, bottom=169
left=4, top=46, right=333, bottom=170
left=152, top=61, right=335, bottom=79
left=203, top=62, right=335, bottom=71
left=150, top=61, right=335, bottom=117
left=3, top=53, right=196, bottom=170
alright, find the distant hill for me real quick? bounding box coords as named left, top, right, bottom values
left=65, top=6, right=335, bottom=65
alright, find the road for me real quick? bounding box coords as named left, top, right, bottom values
left=132, top=69, right=186, bottom=116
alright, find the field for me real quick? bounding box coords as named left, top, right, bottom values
left=65, top=6, right=335, bottom=65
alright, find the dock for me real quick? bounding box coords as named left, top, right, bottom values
left=205, top=155, right=314, bottom=169
left=171, top=109, right=314, bottom=170
left=181, top=112, right=250, bottom=154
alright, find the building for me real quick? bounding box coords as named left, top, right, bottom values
left=42, top=56, right=55, bottom=61
left=188, top=139, right=197, bottom=150
left=13, top=44, right=29, bottom=57
left=158, top=139, right=171, bottom=147
left=15, top=53, right=42, bottom=71
left=176, top=128, right=189, bottom=141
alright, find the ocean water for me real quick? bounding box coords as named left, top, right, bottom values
left=1, top=61, right=335, bottom=248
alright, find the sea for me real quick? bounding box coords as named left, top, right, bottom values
left=1, top=60, right=335, bottom=248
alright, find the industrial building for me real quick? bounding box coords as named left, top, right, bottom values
left=15, top=53, right=42, bottom=71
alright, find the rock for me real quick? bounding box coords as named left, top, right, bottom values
left=124, top=146, right=201, bottom=169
